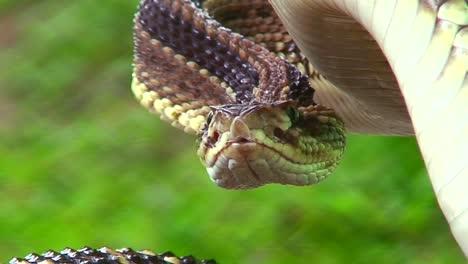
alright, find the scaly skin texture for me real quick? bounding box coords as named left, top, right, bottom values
left=197, top=103, right=345, bottom=188
left=132, top=0, right=346, bottom=189
left=9, top=247, right=216, bottom=264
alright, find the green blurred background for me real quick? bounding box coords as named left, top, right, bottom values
left=0, top=1, right=465, bottom=263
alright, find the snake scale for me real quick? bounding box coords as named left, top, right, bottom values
left=132, top=0, right=346, bottom=189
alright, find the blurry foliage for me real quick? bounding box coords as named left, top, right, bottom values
left=0, top=1, right=465, bottom=263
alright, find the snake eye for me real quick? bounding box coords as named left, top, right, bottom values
left=286, top=107, right=300, bottom=124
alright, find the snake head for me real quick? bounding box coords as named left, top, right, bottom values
left=197, top=101, right=346, bottom=189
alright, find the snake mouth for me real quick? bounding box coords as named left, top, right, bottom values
left=204, top=138, right=334, bottom=189
left=205, top=140, right=278, bottom=189
left=210, top=139, right=302, bottom=168
left=199, top=115, right=344, bottom=189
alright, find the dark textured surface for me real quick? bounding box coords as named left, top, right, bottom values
left=135, top=0, right=315, bottom=106
left=204, top=0, right=317, bottom=104
left=286, top=64, right=315, bottom=106
left=10, top=247, right=216, bottom=264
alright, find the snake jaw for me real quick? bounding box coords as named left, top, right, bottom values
left=197, top=103, right=346, bottom=189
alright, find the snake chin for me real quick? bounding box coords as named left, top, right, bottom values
left=204, top=140, right=332, bottom=189
left=197, top=102, right=346, bottom=189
